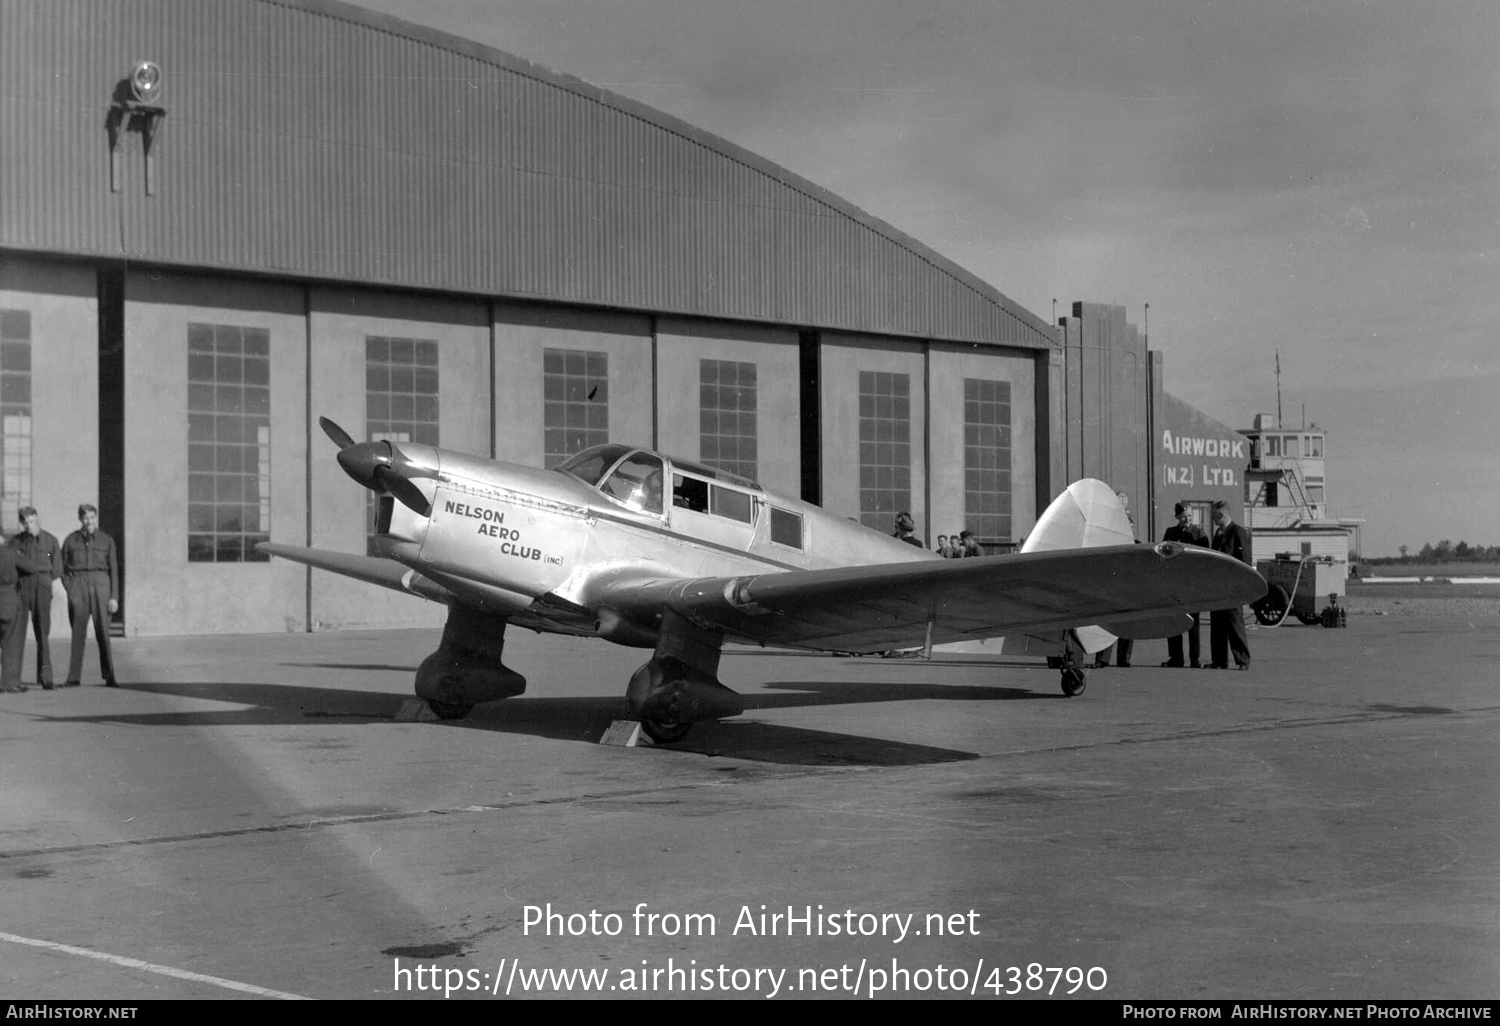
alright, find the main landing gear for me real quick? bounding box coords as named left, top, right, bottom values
left=638, top=717, right=694, bottom=745
left=414, top=605, right=527, bottom=720
left=626, top=609, right=745, bottom=744
left=409, top=604, right=744, bottom=743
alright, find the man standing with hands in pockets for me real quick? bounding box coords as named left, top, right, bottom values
left=1207, top=500, right=1253, bottom=672
left=62, top=503, right=119, bottom=688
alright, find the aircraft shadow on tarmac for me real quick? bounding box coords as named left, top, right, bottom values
left=34, top=673, right=1057, bottom=767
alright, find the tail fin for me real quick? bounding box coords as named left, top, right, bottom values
left=1018, top=480, right=1192, bottom=648
left=1012, top=479, right=1132, bottom=656
left=1022, top=478, right=1134, bottom=554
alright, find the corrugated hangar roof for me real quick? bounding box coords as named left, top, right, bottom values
left=0, top=0, right=1056, bottom=349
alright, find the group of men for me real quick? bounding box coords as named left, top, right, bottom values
left=935, top=531, right=983, bottom=558
left=892, top=512, right=984, bottom=557
left=1158, top=499, right=1253, bottom=672
left=0, top=504, right=119, bottom=694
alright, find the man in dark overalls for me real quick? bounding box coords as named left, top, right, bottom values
left=9, top=505, right=62, bottom=688
left=0, top=527, right=37, bottom=694
left=62, top=503, right=119, bottom=687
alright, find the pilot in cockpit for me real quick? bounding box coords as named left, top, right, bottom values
left=603, top=454, right=665, bottom=515
left=632, top=469, right=664, bottom=514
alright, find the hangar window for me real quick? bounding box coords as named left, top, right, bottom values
left=962, top=378, right=1012, bottom=545
left=367, top=336, right=439, bottom=554
left=699, top=359, right=757, bottom=482
left=0, top=309, right=32, bottom=531
left=543, top=349, right=608, bottom=469
left=187, top=323, right=271, bottom=562
left=857, top=371, right=912, bottom=536
left=1306, top=435, right=1323, bottom=458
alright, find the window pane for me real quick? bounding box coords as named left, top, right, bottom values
left=710, top=486, right=754, bottom=524
left=186, top=323, right=272, bottom=562
left=697, top=359, right=758, bottom=482
left=961, top=377, right=1011, bottom=545
left=770, top=507, right=803, bottom=548
left=542, top=348, right=607, bottom=467
left=365, top=333, right=439, bottom=546
left=857, top=371, right=911, bottom=534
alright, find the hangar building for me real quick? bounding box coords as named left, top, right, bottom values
left=1055, top=301, right=1245, bottom=545
left=1, top=0, right=1063, bottom=636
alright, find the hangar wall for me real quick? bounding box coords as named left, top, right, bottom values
left=655, top=318, right=802, bottom=498
left=123, top=272, right=309, bottom=635
left=0, top=256, right=97, bottom=635
left=492, top=306, right=655, bottom=469
left=306, top=288, right=489, bottom=630
left=1058, top=302, right=1151, bottom=537
left=1153, top=393, right=1246, bottom=542
left=928, top=343, right=1038, bottom=548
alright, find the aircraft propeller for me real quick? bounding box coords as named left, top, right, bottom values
left=318, top=416, right=435, bottom=517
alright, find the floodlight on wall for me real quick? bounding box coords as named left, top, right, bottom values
left=129, top=60, right=163, bottom=104
left=108, top=61, right=167, bottom=196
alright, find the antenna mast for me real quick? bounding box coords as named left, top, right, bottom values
left=1275, top=349, right=1282, bottom=425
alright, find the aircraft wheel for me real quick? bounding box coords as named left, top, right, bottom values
left=1060, top=668, right=1087, bottom=697
left=427, top=700, right=474, bottom=720
left=640, top=718, right=693, bottom=744
left=1295, top=611, right=1323, bottom=625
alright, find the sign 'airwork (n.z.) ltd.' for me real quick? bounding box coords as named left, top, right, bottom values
left=1160, top=430, right=1244, bottom=487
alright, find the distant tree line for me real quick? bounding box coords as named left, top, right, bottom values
left=1369, top=542, right=1500, bottom=564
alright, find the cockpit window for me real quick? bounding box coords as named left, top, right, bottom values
left=673, top=473, right=758, bottom=525
left=599, top=452, right=665, bottom=514
left=555, top=443, right=634, bottom=487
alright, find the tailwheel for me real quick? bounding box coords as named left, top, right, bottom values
left=1060, top=668, right=1087, bottom=697
left=427, top=700, right=474, bottom=721
left=640, top=718, right=693, bottom=744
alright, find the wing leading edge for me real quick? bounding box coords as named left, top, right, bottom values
left=593, top=542, right=1266, bottom=653
left=258, top=543, right=453, bottom=603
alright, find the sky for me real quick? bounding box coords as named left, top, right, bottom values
left=358, top=0, right=1499, bottom=556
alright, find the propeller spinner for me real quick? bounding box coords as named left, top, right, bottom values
left=319, top=416, right=434, bottom=517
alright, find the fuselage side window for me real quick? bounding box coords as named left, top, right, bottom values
left=770, top=507, right=803, bottom=549
left=710, top=485, right=754, bottom=524
left=673, top=473, right=709, bottom=513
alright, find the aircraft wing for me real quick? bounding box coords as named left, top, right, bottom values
left=592, top=543, right=1265, bottom=653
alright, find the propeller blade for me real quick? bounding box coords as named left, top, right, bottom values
left=319, top=416, right=356, bottom=450
left=378, top=467, right=432, bottom=518
left=321, top=415, right=436, bottom=517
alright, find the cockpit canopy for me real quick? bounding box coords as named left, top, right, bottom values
left=556, top=444, right=761, bottom=519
